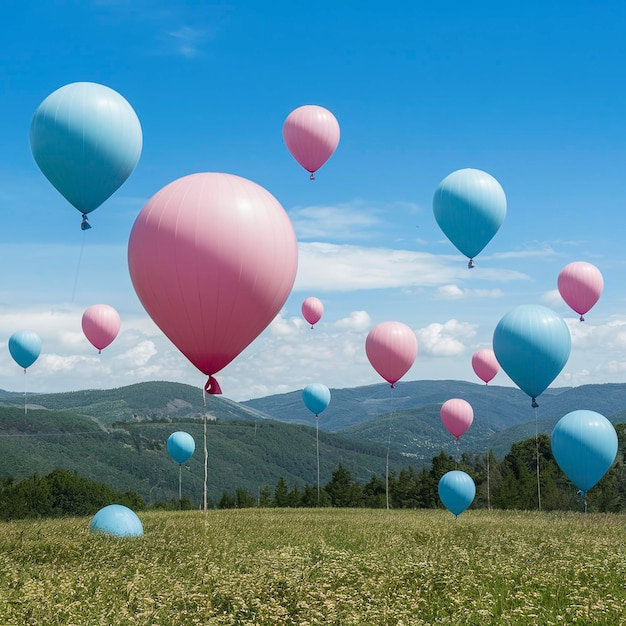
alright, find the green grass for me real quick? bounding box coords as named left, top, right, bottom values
left=1, top=509, right=626, bottom=624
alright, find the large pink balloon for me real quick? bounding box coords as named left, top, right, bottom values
left=557, top=261, right=604, bottom=321
left=471, top=348, right=499, bottom=384
left=283, top=105, right=340, bottom=179
left=365, top=321, right=417, bottom=388
left=301, top=297, right=324, bottom=329
left=440, top=398, right=474, bottom=441
left=127, top=173, right=298, bottom=394
left=82, top=304, right=121, bottom=354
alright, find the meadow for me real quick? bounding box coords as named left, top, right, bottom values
left=1, top=508, right=625, bottom=625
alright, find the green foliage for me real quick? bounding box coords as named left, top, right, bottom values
left=0, top=468, right=144, bottom=520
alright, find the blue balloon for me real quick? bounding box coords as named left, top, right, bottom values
left=551, top=410, right=618, bottom=495
left=30, top=82, right=142, bottom=223
left=493, top=305, right=571, bottom=405
left=302, top=383, right=331, bottom=416
left=90, top=504, right=143, bottom=537
left=438, top=470, right=476, bottom=517
left=167, top=431, right=195, bottom=465
left=433, top=168, right=506, bottom=264
left=8, top=330, right=42, bottom=370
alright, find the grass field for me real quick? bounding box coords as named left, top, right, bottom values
left=1, top=508, right=625, bottom=625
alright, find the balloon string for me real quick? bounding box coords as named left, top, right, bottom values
left=534, top=404, right=541, bottom=512
left=71, top=228, right=87, bottom=302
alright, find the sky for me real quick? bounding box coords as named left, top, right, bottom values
left=0, top=1, right=625, bottom=402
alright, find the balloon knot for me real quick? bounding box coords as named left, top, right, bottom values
left=390, top=382, right=396, bottom=389
left=204, top=374, right=222, bottom=395
left=467, top=259, right=475, bottom=269
left=579, top=315, right=585, bottom=322
left=310, top=324, right=314, bottom=330
left=309, top=173, right=315, bottom=180
left=81, top=214, right=92, bottom=230
left=98, top=349, right=102, bottom=355
left=531, top=398, right=539, bottom=408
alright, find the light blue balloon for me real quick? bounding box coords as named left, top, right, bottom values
left=302, top=383, right=331, bottom=416
left=90, top=504, right=143, bottom=537
left=433, top=168, right=506, bottom=262
left=551, top=410, right=617, bottom=495
left=167, top=431, right=195, bottom=465
left=493, top=305, right=571, bottom=404
left=438, top=470, right=476, bottom=517
left=30, top=82, right=142, bottom=217
left=8, top=330, right=42, bottom=370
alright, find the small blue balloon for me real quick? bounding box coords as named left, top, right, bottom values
left=8, top=330, right=42, bottom=370
left=90, top=504, right=143, bottom=537
left=167, top=431, right=195, bottom=465
left=438, top=470, right=476, bottom=517
left=433, top=168, right=506, bottom=262
left=551, top=410, right=618, bottom=494
left=302, top=383, right=331, bottom=416
left=493, top=304, right=571, bottom=404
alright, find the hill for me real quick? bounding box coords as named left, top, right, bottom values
left=0, top=402, right=407, bottom=506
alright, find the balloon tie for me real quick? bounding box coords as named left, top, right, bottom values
left=579, top=315, right=585, bottom=322
left=467, top=259, right=475, bottom=269
left=98, top=349, right=102, bottom=355
left=309, top=173, right=315, bottom=180
left=390, top=382, right=396, bottom=389
left=310, top=324, right=314, bottom=330
left=204, top=374, right=222, bottom=395
left=81, top=214, right=92, bottom=230
left=531, top=397, right=539, bottom=408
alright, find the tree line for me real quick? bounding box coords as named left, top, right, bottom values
left=1, top=423, right=625, bottom=519
left=219, top=424, right=626, bottom=513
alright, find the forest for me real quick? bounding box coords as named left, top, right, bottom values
left=2, top=422, right=625, bottom=519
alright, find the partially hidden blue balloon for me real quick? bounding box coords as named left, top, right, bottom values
left=438, top=470, right=476, bottom=518
left=167, top=431, right=195, bottom=465
left=90, top=504, right=143, bottom=537
left=493, top=305, right=571, bottom=406
left=433, top=168, right=506, bottom=266
left=551, top=410, right=617, bottom=495
left=8, top=330, right=42, bottom=370
left=302, top=383, right=331, bottom=416
left=30, top=82, right=142, bottom=228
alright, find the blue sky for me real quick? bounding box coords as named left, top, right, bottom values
left=0, top=1, right=625, bottom=401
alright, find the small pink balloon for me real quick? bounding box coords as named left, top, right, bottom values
left=471, top=348, right=499, bottom=384
left=440, top=398, right=474, bottom=441
left=365, top=321, right=417, bottom=387
left=282, top=105, right=340, bottom=179
left=128, top=173, right=298, bottom=395
left=557, top=261, right=604, bottom=321
left=82, top=304, right=121, bottom=354
left=301, top=297, right=324, bottom=329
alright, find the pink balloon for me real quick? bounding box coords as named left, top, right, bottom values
left=301, top=297, right=324, bottom=329
left=557, top=261, right=604, bottom=321
left=283, top=105, right=340, bottom=179
left=365, top=321, right=417, bottom=387
left=128, top=173, right=298, bottom=394
left=471, top=348, right=499, bottom=384
left=82, top=304, right=121, bottom=354
left=440, top=398, right=474, bottom=441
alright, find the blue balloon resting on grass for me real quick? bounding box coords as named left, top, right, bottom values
left=90, top=504, right=143, bottom=537
left=438, top=470, right=476, bottom=518
left=551, top=410, right=618, bottom=496
left=167, top=431, right=195, bottom=465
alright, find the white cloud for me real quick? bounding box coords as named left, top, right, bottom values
left=168, top=26, right=207, bottom=58
left=294, top=242, right=528, bottom=292
left=416, top=320, right=477, bottom=357
left=435, top=284, right=504, bottom=300
left=334, top=311, right=371, bottom=332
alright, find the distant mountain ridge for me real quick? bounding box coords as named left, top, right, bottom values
left=0, top=380, right=624, bottom=505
